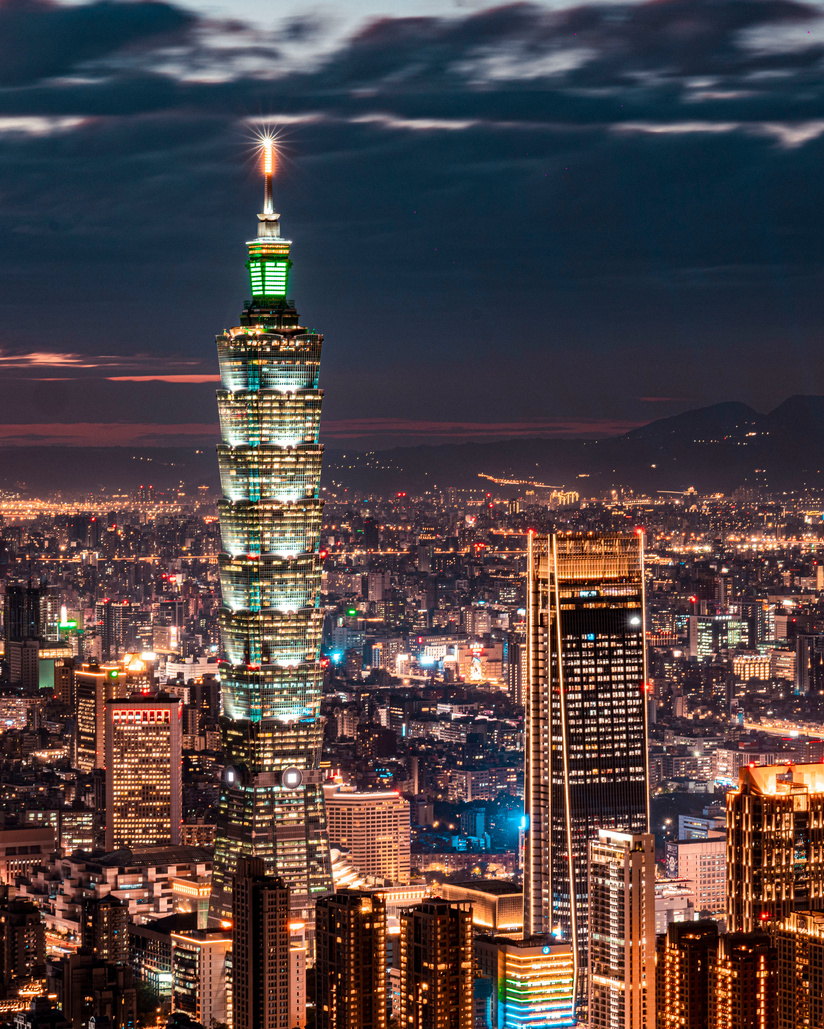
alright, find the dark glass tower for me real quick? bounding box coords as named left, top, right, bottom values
left=209, top=141, right=332, bottom=926
left=524, top=532, right=650, bottom=1011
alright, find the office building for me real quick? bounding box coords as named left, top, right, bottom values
left=316, top=889, right=387, bottom=1029
left=209, top=139, right=331, bottom=926
left=654, top=920, right=718, bottom=1029
left=399, top=899, right=473, bottom=1029
left=524, top=532, right=649, bottom=1006
left=727, top=763, right=824, bottom=932
left=325, top=789, right=410, bottom=883
left=588, top=831, right=655, bottom=1029
left=474, top=934, right=575, bottom=1029
left=170, top=929, right=231, bottom=1028
left=664, top=832, right=726, bottom=915
left=104, top=694, right=182, bottom=851
left=715, top=932, right=776, bottom=1029
left=4, top=581, right=61, bottom=646
left=772, top=909, right=824, bottom=1029
left=82, top=896, right=129, bottom=966
left=0, top=887, right=46, bottom=995
left=74, top=663, right=129, bottom=773
left=232, top=857, right=295, bottom=1029
left=440, top=880, right=523, bottom=934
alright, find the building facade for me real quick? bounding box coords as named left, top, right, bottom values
left=104, top=695, right=182, bottom=851
left=315, top=889, right=387, bottom=1029
left=727, top=763, right=824, bottom=932
left=324, top=790, right=410, bottom=884
left=231, top=857, right=294, bottom=1029
left=399, top=899, right=473, bottom=1029
left=772, top=909, right=824, bottom=1029
left=588, top=830, right=655, bottom=1029
left=209, top=141, right=331, bottom=926
left=654, top=920, right=718, bottom=1029
left=524, top=532, right=650, bottom=1007
left=474, top=934, right=575, bottom=1029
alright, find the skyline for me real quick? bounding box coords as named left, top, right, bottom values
left=2, top=0, right=824, bottom=452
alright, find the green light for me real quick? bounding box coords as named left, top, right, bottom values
left=59, top=621, right=77, bottom=629
left=346, top=608, right=357, bottom=617
left=248, top=259, right=290, bottom=298
left=108, top=670, right=119, bottom=679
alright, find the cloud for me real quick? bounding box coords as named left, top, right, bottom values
left=0, top=0, right=195, bottom=87
left=1, top=0, right=824, bottom=450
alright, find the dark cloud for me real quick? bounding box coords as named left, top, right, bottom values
left=0, top=0, right=194, bottom=87
left=1, top=0, right=824, bottom=447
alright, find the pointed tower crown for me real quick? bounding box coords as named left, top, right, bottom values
left=246, top=137, right=292, bottom=300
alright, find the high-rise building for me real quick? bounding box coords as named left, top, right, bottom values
left=399, top=899, right=473, bottom=1029
left=474, top=934, right=575, bottom=1029
left=81, top=896, right=129, bottom=967
left=315, top=889, right=387, bottom=1029
left=772, top=909, right=824, bottom=1029
left=324, top=790, right=410, bottom=883
left=715, top=932, right=777, bottom=1029
left=170, top=929, right=232, bottom=1028
left=209, top=139, right=331, bottom=927
left=4, top=581, right=61, bottom=646
left=524, top=532, right=649, bottom=1006
left=588, top=830, right=655, bottom=1029
left=74, top=663, right=129, bottom=773
left=0, top=886, right=46, bottom=995
left=664, top=832, right=726, bottom=916
left=727, top=763, right=824, bottom=932
left=232, top=857, right=297, bottom=1029
left=104, top=695, right=182, bottom=851
left=654, top=920, right=718, bottom=1029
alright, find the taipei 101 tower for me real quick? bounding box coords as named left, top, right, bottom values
left=209, top=139, right=332, bottom=926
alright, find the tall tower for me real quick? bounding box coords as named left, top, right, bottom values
left=209, top=139, right=332, bottom=926
left=524, top=532, right=650, bottom=1010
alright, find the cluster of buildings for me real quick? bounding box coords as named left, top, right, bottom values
left=5, top=147, right=824, bottom=1029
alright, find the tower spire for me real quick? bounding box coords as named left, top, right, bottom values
left=257, top=136, right=280, bottom=238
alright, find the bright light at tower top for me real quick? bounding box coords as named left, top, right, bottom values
left=260, top=135, right=276, bottom=177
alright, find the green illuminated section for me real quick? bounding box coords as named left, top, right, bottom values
left=248, top=259, right=290, bottom=298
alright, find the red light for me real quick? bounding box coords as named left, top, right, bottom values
left=690, top=596, right=698, bottom=603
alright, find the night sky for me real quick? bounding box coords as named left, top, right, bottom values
left=2, top=0, right=824, bottom=449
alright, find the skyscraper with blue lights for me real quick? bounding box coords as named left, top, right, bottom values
left=209, top=141, right=332, bottom=926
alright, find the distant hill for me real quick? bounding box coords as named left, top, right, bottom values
left=1, top=396, right=822, bottom=497
left=322, top=395, right=824, bottom=495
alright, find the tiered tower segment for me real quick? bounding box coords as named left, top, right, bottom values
left=210, top=140, right=332, bottom=925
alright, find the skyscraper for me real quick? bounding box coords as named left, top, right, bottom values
left=715, top=932, right=777, bottom=1029
left=524, top=532, right=649, bottom=1006
left=726, top=763, right=824, bottom=932
left=209, top=140, right=331, bottom=925
left=399, top=899, right=473, bottom=1029
left=232, top=857, right=295, bottom=1029
left=316, top=889, right=387, bottom=1029
left=587, top=830, right=655, bottom=1029
left=325, top=789, right=411, bottom=883
left=654, top=921, right=718, bottom=1029
left=104, top=694, right=182, bottom=851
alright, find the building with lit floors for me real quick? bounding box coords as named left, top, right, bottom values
left=715, top=932, right=776, bottom=1029
left=232, top=857, right=304, bottom=1029
left=208, top=139, right=331, bottom=928
left=170, top=929, right=232, bottom=1029
left=655, top=921, right=718, bottom=1029
left=105, top=695, right=182, bottom=851
left=474, top=934, right=575, bottom=1029
left=399, top=899, right=473, bottom=1029
left=324, top=789, right=410, bottom=884
left=588, top=831, right=655, bottom=1029
left=726, top=763, right=824, bottom=932
left=315, top=889, right=387, bottom=1029
left=524, top=532, right=650, bottom=1011
left=772, top=910, right=824, bottom=1029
